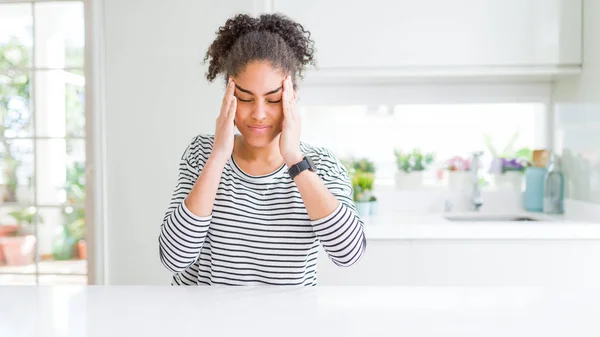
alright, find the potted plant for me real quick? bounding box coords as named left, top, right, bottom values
left=0, top=207, right=42, bottom=266
left=485, top=133, right=532, bottom=191
left=0, top=223, right=17, bottom=264
left=67, top=213, right=86, bottom=259
left=490, top=156, right=530, bottom=191
left=443, top=155, right=472, bottom=190
left=343, top=157, right=378, bottom=216
left=394, top=149, right=434, bottom=189
left=352, top=171, right=375, bottom=216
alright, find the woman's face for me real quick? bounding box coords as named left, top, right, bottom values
left=232, top=61, right=291, bottom=148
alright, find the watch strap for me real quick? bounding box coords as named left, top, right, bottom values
left=288, top=157, right=313, bottom=179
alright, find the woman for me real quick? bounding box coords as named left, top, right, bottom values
left=159, top=13, right=366, bottom=286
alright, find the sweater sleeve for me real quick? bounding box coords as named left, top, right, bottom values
left=158, top=136, right=212, bottom=273
left=310, top=149, right=367, bottom=267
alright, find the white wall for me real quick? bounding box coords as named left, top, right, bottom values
left=102, top=0, right=259, bottom=284
left=553, top=0, right=600, bottom=206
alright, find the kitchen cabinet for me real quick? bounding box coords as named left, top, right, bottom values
left=272, top=0, right=582, bottom=81
left=317, top=240, right=600, bottom=286
left=317, top=241, right=411, bottom=286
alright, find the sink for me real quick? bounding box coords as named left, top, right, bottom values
left=444, top=213, right=539, bottom=222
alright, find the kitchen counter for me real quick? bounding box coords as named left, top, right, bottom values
left=2, top=286, right=600, bottom=337
left=362, top=212, right=600, bottom=240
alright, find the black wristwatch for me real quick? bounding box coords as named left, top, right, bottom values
left=288, top=156, right=316, bottom=179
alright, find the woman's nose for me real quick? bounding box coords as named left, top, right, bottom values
left=251, top=101, right=267, bottom=120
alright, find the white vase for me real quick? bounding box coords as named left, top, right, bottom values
left=447, top=171, right=471, bottom=190
left=495, top=171, right=523, bottom=191
left=395, top=171, right=423, bottom=190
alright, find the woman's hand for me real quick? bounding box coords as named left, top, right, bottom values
left=279, top=76, right=303, bottom=167
left=211, top=78, right=237, bottom=164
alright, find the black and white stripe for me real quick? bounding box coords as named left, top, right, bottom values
left=159, top=134, right=367, bottom=286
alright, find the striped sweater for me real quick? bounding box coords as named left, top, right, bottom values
left=158, top=134, right=367, bottom=285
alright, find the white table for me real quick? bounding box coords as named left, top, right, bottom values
left=1, top=286, right=599, bottom=337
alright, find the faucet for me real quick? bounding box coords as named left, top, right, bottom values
left=470, top=151, right=484, bottom=211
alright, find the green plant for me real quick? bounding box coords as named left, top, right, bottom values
left=353, top=158, right=376, bottom=174
left=7, top=207, right=44, bottom=236
left=394, top=149, right=434, bottom=173
left=352, top=172, right=374, bottom=202
left=484, top=131, right=533, bottom=162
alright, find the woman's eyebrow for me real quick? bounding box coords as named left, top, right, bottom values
left=235, top=84, right=283, bottom=96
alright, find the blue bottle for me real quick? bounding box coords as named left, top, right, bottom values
left=524, top=167, right=547, bottom=212
left=543, top=154, right=565, bottom=214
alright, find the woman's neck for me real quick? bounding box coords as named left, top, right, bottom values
left=233, top=134, right=284, bottom=166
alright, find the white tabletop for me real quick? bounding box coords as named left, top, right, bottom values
left=2, top=286, right=599, bottom=337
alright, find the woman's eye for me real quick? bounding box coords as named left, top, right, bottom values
left=268, top=99, right=282, bottom=104
left=237, top=98, right=252, bottom=103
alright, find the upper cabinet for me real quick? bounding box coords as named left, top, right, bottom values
left=271, top=0, right=582, bottom=82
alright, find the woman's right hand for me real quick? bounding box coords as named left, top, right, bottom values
left=211, top=78, right=237, bottom=164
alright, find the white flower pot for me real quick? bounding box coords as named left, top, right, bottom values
left=495, top=171, right=523, bottom=191
left=447, top=171, right=471, bottom=190
left=395, top=171, right=423, bottom=190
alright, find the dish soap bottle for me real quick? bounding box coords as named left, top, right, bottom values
left=543, top=153, right=564, bottom=214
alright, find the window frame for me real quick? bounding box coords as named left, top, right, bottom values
left=0, top=0, right=101, bottom=285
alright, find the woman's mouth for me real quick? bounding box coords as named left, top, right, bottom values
left=247, top=125, right=272, bottom=133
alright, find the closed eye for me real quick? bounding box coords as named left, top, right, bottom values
left=237, top=98, right=281, bottom=104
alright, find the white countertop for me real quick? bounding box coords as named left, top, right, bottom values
left=363, top=212, right=600, bottom=240
left=2, top=286, right=600, bottom=337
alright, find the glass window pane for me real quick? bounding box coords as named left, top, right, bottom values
left=34, top=70, right=85, bottom=137
left=37, top=207, right=87, bottom=275
left=0, top=274, right=36, bottom=285
left=0, top=4, right=33, bottom=70
left=36, top=139, right=85, bottom=206
left=1, top=71, right=33, bottom=138
left=300, top=103, right=545, bottom=187
left=39, top=274, right=86, bottom=285
left=34, top=2, right=85, bottom=69
left=0, top=139, right=34, bottom=204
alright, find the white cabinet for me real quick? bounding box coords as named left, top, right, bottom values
left=272, top=0, right=582, bottom=81
left=410, top=240, right=600, bottom=286
left=317, top=242, right=411, bottom=286
left=317, top=240, right=600, bottom=286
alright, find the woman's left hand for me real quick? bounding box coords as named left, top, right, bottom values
left=280, top=75, right=303, bottom=167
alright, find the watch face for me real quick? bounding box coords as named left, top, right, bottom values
left=306, top=156, right=316, bottom=170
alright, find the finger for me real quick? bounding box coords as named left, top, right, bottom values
left=227, top=95, right=237, bottom=121
left=282, top=76, right=292, bottom=119
left=286, top=76, right=297, bottom=121
left=221, top=79, right=235, bottom=117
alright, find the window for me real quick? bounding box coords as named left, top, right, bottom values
left=0, top=1, right=86, bottom=285
left=300, top=102, right=546, bottom=187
